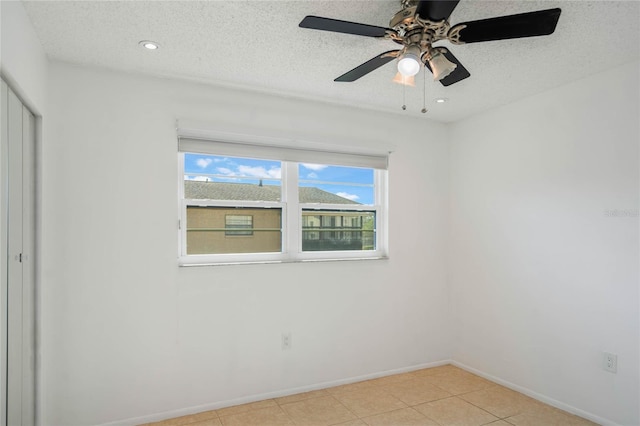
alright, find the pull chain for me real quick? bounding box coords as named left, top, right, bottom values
left=421, top=69, right=428, bottom=114
left=402, top=80, right=407, bottom=110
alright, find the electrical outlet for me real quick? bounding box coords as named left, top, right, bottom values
left=603, top=352, right=617, bottom=373
left=282, top=332, right=292, bottom=350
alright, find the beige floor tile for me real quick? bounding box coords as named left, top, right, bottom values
left=423, top=370, right=494, bottom=395
left=327, top=380, right=379, bottom=396
left=458, top=386, right=543, bottom=418
left=142, top=410, right=218, bottom=426
left=219, top=406, right=294, bottom=426
left=504, top=405, right=599, bottom=426
left=333, top=388, right=407, bottom=418
left=216, top=399, right=278, bottom=417
left=414, top=396, right=499, bottom=426
left=485, top=421, right=513, bottom=425
left=140, top=418, right=189, bottom=426
left=361, top=408, right=439, bottom=426
left=188, top=419, right=222, bottom=426
left=279, top=395, right=357, bottom=426
left=275, top=389, right=330, bottom=405
left=365, top=373, right=414, bottom=388
left=334, top=420, right=367, bottom=426
left=383, top=378, right=452, bottom=406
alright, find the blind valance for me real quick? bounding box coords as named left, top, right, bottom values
left=176, top=121, right=390, bottom=170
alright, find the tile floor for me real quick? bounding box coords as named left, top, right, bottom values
left=142, top=365, right=598, bottom=426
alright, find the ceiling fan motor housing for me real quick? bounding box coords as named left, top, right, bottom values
left=389, top=5, right=453, bottom=65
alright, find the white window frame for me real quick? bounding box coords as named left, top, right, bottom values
left=178, top=139, right=388, bottom=266
left=295, top=169, right=386, bottom=262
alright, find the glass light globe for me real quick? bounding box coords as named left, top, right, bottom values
left=428, top=51, right=457, bottom=81
left=397, top=53, right=420, bottom=77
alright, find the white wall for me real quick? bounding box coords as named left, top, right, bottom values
left=0, top=0, right=48, bottom=114
left=449, top=61, right=639, bottom=425
left=41, top=62, right=451, bottom=425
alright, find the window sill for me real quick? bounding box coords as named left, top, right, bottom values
left=178, top=256, right=389, bottom=267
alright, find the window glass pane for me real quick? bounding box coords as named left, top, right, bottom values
left=225, top=215, right=253, bottom=236
left=187, top=207, right=282, bottom=254
left=185, top=154, right=281, bottom=201
left=301, top=209, right=376, bottom=252
left=298, top=164, right=374, bottom=205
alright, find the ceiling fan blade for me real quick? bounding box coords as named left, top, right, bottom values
left=424, top=47, right=470, bottom=86
left=450, top=8, right=561, bottom=43
left=416, top=0, right=461, bottom=21
left=299, top=16, right=390, bottom=37
left=335, top=51, right=400, bottom=82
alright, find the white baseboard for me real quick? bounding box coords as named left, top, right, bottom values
left=451, top=361, right=617, bottom=426
left=100, top=360, right=452, bottom=426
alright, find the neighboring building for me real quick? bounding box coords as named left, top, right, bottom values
left=184, top=181, right=374, bottom=254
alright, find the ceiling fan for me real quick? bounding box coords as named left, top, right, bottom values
left=299, top=0, right=561, bottom=86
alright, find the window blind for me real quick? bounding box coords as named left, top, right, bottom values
left=178, top=137, right=389, bottom=170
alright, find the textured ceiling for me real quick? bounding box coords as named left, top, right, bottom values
left=22, top=0, right=640, bottom=122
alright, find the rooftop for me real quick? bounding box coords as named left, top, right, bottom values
left=184, top=181, right=360, bottom=205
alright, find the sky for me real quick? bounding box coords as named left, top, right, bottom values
left=184, top=153, right=375, bottom=205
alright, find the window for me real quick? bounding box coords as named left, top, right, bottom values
left=298, top=162, right=377, bottom=253
left=225, top=215, right=253, bottom=236
left=178, top=138, right=388, bottom=265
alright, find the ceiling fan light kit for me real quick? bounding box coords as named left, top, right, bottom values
left=424, top=48, right=457, bottom=81
left=392, top=72, right=416, bottom=87
left=398, top=52, right=421, bottom=77
left=299, top=0, right=561, bottom=89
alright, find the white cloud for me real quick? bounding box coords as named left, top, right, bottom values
left=336, top=192, right=359, bottom=201
left=307, top=172, right=318, bottom=179
left=237, top=165, right=282, bottom=179
left=186, top=176, right=211, bottom=181
left=215, top=165, right=282, bottom=180
left=301, top=163, right=328, bottom=171
left=214, top=167, right=241, bottom=181
left=268, top=168, right=282, bottom=179
left=196, top=158, right=213, bottom=168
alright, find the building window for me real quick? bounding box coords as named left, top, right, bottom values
left=301, top=210, right=374, bottom=251
left=225, top=215, right=253, bottom=236
left=178, top=138, right=388, bottom=265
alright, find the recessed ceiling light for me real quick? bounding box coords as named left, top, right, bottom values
left=139, top=40, right=159, bottom=50
left=435, top=98, right=448, bottom=104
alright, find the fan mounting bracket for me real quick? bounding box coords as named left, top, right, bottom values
left=389, top=5, right=451, bottom=48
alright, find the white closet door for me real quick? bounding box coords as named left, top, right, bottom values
left=6, top=81, right=25, bottom=426
left=1, top=79, right=36, bottom=426
left=20, top=104, right=36, bottom=426
left=1, top=78, right=8, bottom=426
